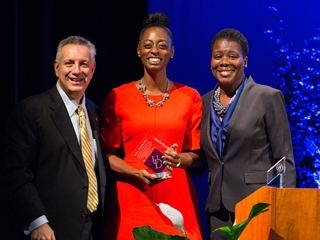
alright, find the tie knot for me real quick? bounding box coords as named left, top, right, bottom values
left=77, top=106, right=85, bottom=118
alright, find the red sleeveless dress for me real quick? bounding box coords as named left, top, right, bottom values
left=100, top=82, right=203, bottom=240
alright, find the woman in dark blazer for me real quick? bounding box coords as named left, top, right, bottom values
left=200, top=28, right=296, bottom=240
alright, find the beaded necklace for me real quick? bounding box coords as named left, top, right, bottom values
left=139, top=78, right=170, bottom=107
left=213, top=86, right=237, bottom=118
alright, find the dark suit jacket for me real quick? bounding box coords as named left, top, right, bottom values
left=200, top=75, right=296, bottom=214
left=2, top=85, right=106, bottom=240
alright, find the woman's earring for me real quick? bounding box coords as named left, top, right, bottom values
left=138, top=54, right=140, bottom=57
left=245, top=65, right=247, bottom=68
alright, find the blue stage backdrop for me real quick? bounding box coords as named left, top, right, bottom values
left=148, top=1, right=320, bottom=239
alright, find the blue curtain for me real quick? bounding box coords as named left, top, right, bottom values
left=148, top=1, right=320, bottom=239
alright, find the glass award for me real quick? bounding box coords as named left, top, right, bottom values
left=267, top=157, right=286, bottom=188
left=131, top=130, right=171, bottom=178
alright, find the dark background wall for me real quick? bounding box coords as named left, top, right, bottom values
left=2, top=0, right=148, bottom=112
left=1, top=0, right=148, bottom=155
left=1, top=1, right=148, bottom=238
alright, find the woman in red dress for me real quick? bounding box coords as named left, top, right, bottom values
left=100, top=12, right=203, bottom=240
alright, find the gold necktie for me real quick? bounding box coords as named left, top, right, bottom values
left=78, top=106, right=99, bottom=212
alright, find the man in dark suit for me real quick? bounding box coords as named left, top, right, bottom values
left=2, top=36, right=106, bottom=240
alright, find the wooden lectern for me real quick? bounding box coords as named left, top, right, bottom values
left=235, top=186, right=320, bottom=239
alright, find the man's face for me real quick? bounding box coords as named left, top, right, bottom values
left=54, top=44, right=96, bottom=103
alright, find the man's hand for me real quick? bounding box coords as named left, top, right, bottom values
left=31, top=223, right=55, bottom=240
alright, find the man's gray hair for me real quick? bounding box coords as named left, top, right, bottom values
left=56, top=36, right=96, bottom=64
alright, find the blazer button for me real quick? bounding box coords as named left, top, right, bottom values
left=83, top=186, right=88, bottom=190
left=82, top=210, right=90, bottom=218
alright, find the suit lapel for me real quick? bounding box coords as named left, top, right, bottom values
left=86, top=100, right=99, bottom=139
left=202, top=92, right=220, bottom=160
left=224, top=76, right=254, bottom=154
left=86, top=100, right=106, bottom=211
left=48, top=86, right=86, bottom=170
left=86, top=101, right=102, bottom=167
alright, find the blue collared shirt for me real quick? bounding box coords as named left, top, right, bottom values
left=210, top=75, right=248, bottom=159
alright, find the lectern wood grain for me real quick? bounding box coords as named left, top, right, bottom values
left=235, top=187, right=320, bottom=239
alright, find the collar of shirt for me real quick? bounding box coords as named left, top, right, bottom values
left=56, top=82, right=87, bottom=117
left=55, top=82, right=97, bottom=170
left=210, top=75, right=248, bottom=159
left=55, top=82, right=98, bottom=210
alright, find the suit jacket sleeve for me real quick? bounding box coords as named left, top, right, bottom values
left=265, top=90, right=296, bottom=187
left=2, top=101, right=47, bottom=227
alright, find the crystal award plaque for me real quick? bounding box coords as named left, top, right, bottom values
left=267, top=157, right=286, bottom=188
left=131, top=130, right=172, bottom=178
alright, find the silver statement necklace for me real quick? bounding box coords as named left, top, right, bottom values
left=139, top=78, right=170, bottom=107
left=213, top=86, right=237, bottom=118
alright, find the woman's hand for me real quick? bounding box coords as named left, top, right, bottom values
left=137, top=170, right=171, bottom=186
left=162, top=143, right=182, bottom=172
left=137, top=170, right=156, bottom=185
left=105, top=150, right=172, bottom=187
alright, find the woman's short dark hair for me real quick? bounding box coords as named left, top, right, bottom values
left=139, top=12, right=173, bottom=45
left=211, top=28, right=249, bottom=57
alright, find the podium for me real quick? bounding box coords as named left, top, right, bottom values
left=235, top=186, right=320, bottom=239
